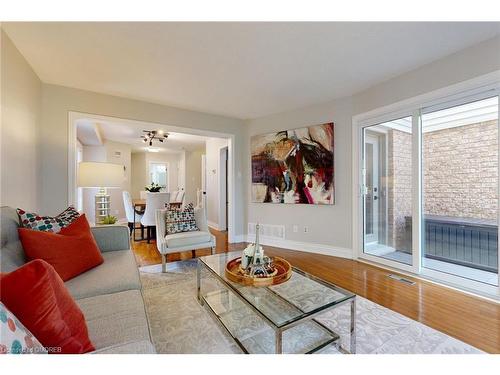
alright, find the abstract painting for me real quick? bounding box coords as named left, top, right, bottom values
left=251, top=123, right=334, bottom=204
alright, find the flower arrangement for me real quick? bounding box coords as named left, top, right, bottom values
left=145, top=182, right=162, bottom=192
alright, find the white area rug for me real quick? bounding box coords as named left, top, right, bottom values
left=139, top=260, right=483, bottom=354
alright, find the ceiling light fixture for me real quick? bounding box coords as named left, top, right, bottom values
left=141, top=130, right=169, bottom=146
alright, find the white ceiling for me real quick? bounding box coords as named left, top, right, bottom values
left=76, top=119, right=208, bottom=153
left=4, top=22, right=500, bottom=119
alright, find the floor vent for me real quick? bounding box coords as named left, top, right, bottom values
left=248, top=223, right=285, bottom=240
left=388, top=274, right=416, bottom=285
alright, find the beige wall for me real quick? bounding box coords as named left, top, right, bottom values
left=1, top=30, right=41, bottom=211
left=131, top=152, right=146, bottom=198
left=184, top=148, right=205, bottom=206
left=81, top=141, right=131, bottom=222
left=131, top=151, right=181, bottom=199
left=39, top=84, right=247, bottom=237
left=205, top=138, right=229, bottom=229
left=246, top=36, right=500, bottom=253
left=2, top=28, right=499, bottom=249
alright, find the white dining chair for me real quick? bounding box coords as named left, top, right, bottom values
left=169, top=190, right=179, bottom=203
left=140, top=192, right=170, bottom=243
left=175, top=190, right=185, bottom=205
left=122, top=191, right=144, bottom=241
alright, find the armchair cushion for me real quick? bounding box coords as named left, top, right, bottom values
left=165, top=231, right=211, bottom=248
left=165, top=203, right=198, bottom=234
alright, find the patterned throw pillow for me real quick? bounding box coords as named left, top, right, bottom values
left=0, top=302, right=47, bottom=354
left=165, top=203, right=199, bottom=234
left=17, top=206, right=80, bottom=233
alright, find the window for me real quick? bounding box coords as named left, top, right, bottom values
left=149, top=162, right=168, bottom=190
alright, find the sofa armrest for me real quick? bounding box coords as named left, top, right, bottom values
left=91, top=225, right=130, bottom=252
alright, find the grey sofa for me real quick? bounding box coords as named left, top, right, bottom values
left=0, top=206, right=155, bottom=354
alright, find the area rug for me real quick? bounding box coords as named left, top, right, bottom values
left=139, top=260, right=483, bottom=354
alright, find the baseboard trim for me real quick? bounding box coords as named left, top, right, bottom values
left=242, top=235, right=353, bottom=259
left=230, top=234, right=247, bottom=243
left=207, top=221, right=219, bottom=230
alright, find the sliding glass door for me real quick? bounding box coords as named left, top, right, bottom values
left=363, top=117, right=413, bottom=266
left=359, top=88, right=499, bottom=296
left=421, top=96, right=498, bottom=286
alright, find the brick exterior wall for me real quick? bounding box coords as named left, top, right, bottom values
left=387, top=129, right=412, bottom=250
left=423, top=120, right=498, bottom=221
left=386, top=120, right=498, bottom=251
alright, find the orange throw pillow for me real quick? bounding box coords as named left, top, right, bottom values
left=18, top=214, right=104, bottom=281
left=0, top=259, right=95, bottom=353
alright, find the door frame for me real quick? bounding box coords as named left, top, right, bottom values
left=352, top=71, right=500, bottom=299
left=363, top=132, right=381, bottom=245
left=68, top=111, right=238, bottom=243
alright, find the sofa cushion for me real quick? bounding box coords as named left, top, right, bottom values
left=0, top=301, right=47, bottom=354
left=18, top=215, right=104, bottom=281
left=17, top=206, right=80, bottom=233
left=165, top=230, right=211, bottom=248
left=91, top=340, right=155, bottom=354
left=77, top=290, right=151, bottom=351
left=65, top=249, right=141, bottom=300
left=0, top=259, right=94, bottom=354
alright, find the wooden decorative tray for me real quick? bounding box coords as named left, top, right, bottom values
left=225, top=256, right=292, bottom=287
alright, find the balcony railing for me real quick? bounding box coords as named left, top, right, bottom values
left=404, top=215, right=498, bottom=273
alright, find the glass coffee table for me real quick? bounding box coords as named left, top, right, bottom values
left=197, top=251, right=356, bottom=354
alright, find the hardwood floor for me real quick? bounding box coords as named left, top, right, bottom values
left=131, top=229, right=500, bottom=353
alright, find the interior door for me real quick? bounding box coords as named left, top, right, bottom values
left=364, top=134, right=380, bottom=244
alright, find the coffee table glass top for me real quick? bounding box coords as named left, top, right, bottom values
left=199, top=251, right=355, bottom=328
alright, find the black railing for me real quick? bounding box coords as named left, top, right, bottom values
left=404, top=215, right=498, bottom=273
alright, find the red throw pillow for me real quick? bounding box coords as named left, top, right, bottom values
left=0, top=259, right=94, bottom=353
left=18, top=214, right=104, bottom=281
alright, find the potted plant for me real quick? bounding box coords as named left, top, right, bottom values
left=145, top=182, right=162, bottom=192
left=101, top=215, right=118, bottom=225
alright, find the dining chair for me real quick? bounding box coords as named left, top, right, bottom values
left=169, top=190, right=179, bottom=203
left=140, top=192, right=170, bottom=243
left=122, top=191, right=144, bottom=241
left=175, top=190, right=185, bottom=205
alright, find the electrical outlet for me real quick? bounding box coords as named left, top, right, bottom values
left=303, top=226, right=309, bottom=233
left=293, top=225, right=298, bottom=233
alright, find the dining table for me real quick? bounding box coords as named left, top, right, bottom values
left=131, top=199, right=183, bottom=242
left=132, top=199, right=182, bottom=211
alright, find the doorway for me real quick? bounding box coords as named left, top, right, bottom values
left=68, top=111, right=238, bottom=243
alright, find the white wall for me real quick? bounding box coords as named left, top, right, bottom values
left=245, top=35, right=500, bottom=257
left=1, top=30, right=41, bottom=211
left=184, top=147, right=205, bottom=206
left=131, top=152, right=146, bottom=198
left=39, top=84, right=247, bottom=238
left=80, top=141, right=131, bottom=222
left=131, top=151, right=181, bottom=198
left=205, top=138, right=229, bottom=229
